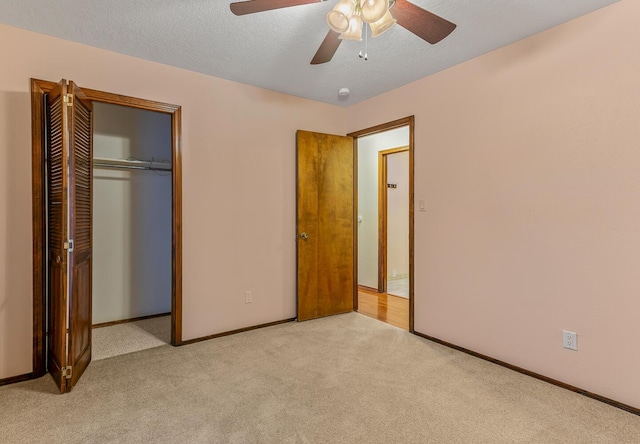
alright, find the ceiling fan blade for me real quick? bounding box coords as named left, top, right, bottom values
left=230, top=0, right=319, bottom=15
left=392, top=0, right=457, bottom=44
left=311, top=30, right=342, bottom=65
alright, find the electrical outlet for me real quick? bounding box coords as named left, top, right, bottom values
left=245, top=290, right=252, bottom=304
left=562, top=330, right=577, bottom=351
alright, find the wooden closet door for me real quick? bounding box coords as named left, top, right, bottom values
left=46, top=80, right=70, bottom=392
left=66, top=81, right=93, bottom=390
left=46, top=79, right=93, bottom=393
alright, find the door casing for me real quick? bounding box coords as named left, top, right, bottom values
left=30, top=78, right=183, bottom=378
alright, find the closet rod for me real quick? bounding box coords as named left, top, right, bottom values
left=93, top=157, right=172, bottom=171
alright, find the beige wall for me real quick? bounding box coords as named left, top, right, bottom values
left=347, top=0, right=640, bottom=408
left=0, top=45, right=33, bottom=379
left=0, top=24, right=345, bottom=378
left=2, top=0, right=639, bottom=410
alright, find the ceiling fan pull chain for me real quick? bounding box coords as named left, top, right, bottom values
left=359, top=23, right=369, bottom=61
left=365, top=23, right=369, bottom=60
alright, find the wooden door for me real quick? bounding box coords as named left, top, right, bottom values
left=66, top=81, right=93, bottom=389
left=46, top=80, right=93, bottom=392
left=46, top=80, right=70, bottom=390
left=296, top=130, right=354, bottom=321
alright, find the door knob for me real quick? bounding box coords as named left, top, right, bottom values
left=299, top=232, right=309, bottom=240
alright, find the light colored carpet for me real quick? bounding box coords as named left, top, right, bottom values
left=92, top=315, right=171, bottom=361
left=1, top=312, right=639, bottom=443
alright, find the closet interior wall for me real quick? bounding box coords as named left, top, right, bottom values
left=92, top=103, right=172, bottom=325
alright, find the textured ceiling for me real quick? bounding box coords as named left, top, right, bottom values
left=0, top=0, right=621, bottom=106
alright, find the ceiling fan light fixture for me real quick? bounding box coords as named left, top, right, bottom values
left=339, top=16, right=363, bottom=41
left=360, top=0, right=388, bottom=24
left=327, top=11, right=350, bottom=33
left=369, top=10, right=396, bottom=37
left=326, top=0, right=354, bottom=33
left=226, top=0, right=456, bottom=65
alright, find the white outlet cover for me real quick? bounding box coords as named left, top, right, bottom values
left=562, top=330, right=578, bottom=351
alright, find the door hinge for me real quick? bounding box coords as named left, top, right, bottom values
left=64, top=93, right=74, bottom=106
left=62, top=366, right=73, bottom=379
left=63, top=239, right=74, bottom=252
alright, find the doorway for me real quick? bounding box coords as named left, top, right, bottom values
left=379, top=147, right=410, bottom=298
left=30, top=79, right=183, bottom=391
left=91, top=102, right=173, bottom=360
left=348, top=117, right=415, bottom=332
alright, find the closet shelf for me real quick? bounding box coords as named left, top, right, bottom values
left=93, top=157, right=172, bottom=171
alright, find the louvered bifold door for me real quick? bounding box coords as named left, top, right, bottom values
left=46, top=80, right=70, bottom=393
left=46, top=80, right=93, bottom=393
left=66, top=81, right=93, bottom=392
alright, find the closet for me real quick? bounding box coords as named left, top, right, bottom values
left=91, top=103, right=172, bottom=356
left=32, top=78, right=181, bottom=393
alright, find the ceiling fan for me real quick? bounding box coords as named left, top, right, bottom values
left=230, top=0, right=457, bottom=64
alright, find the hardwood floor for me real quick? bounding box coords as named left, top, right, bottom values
left=357, top=287, right=409, bottom=330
